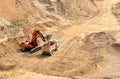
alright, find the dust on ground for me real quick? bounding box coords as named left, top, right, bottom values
left=1, top=0, right=120, bottom=79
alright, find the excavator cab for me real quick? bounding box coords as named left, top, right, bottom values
left=19, top=36, right=31, bottom=52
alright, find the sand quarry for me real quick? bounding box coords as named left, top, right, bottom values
left=0, top=0, right=120, bottom=79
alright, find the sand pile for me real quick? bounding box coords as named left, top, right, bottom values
left=0, top=31, right=116, bottom=78
left=0, top=0, right=120, bottom=79
left=37, top=0, right=98, bottom=20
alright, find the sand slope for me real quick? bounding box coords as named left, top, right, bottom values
left=0, top=0, right=120, bottom=79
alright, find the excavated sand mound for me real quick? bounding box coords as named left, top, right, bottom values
left=0, top=31, right=117, bottom=78
left=1, top=0, right=120, bottom=79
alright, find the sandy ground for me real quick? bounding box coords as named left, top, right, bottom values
left=1, top=0, right=120, bottom=79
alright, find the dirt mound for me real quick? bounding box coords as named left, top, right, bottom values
left=84, top=32, right=115, bottom=46
left=0, top=58, right=16, bottom=71
left=1, top=0, right=120, bottom=79
left=0, top=0, right=99, bottom=23
left=0, top=0, right=25, bottom=22
left=112, top=2, right=120, bottom=23
left=1, top=70, right=70, bottom=79
left=0, top=31, right=113, bottom=78
left=38, top=0, right=99, bottom=20
left=0, top=0, right=48, bottom=23
left=0, top=30, right=119, bottom=78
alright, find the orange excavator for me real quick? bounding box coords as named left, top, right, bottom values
left=19, top=29, right=46, bottom=52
